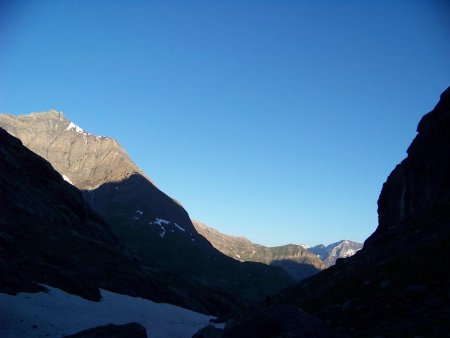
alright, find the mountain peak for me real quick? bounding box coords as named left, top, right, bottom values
left=29, top=109, right=65, bottom=119
left=0, top=112, right=140, bottom=189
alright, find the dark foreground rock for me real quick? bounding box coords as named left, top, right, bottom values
left=223, top=304, right=334, bottom=338
left=192, top=325, right=224, bottom=338
left=64, top=322, right=147, bottom=338
left=224, top=88, right=450, bottom=337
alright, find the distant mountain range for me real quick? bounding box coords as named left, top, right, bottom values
left=0, top=111, right=293, bottom=311
left=309, top=240, right=363, bottom=267
left=193, top=220, right=325, bottom=281
left=193, top=220, right=363, bottom=280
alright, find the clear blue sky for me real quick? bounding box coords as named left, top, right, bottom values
left=1, top=1, right=449, bottom=246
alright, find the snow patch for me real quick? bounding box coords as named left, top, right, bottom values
left=0, top=286, right=215, bottom=338
left=62, top=175, right=73, bottom=185
left=64, top=122, right=84, bottom=133
left=159, top=226, right=166, bottom=238
left=173, top=223, right=185, bottom=232
left=154, top=218, right=170, bottom=226
left=342, top=249, right=355, bottom=257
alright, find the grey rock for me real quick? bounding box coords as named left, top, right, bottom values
left=308, top=240, right=363, bottom=267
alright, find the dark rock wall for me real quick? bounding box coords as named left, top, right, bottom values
left=376, top=87, right=450, bottom=235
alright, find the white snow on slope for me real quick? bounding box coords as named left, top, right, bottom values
left=159, top=226, right=166, bottom=238
left=64, top=122, right=84, bottom=133
left=174, top=223, right=186, bottom=232
left=154, top=218, right=170, bottom=226
left=342, top=248, right=356, bottom=257
left=0, top=286, right=215, bottom=338
left=62, top=175, right=73, bottom=185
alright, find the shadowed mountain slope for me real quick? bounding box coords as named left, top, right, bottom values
left=193, top=220, right=324, bottom=281
left=223, top=88, right=450, bottom=337
left=0, top=112, right=294, bottom=304
left=0, top=128, right=239, bottom=315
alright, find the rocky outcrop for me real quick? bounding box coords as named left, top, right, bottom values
left=0, top=128, right=244, bottom=315
left=223, top=87, right=450, bottom=337
left=64, top=322, right=147, bottom=338
left=194, top=221, right=324, bottom=281
left=309, top=240, right=363, bottom=267
left=0, top=112, right=294, bottom=306
left=0, top=111, right=140, bottom=189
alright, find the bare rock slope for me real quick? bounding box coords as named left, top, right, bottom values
left=193, top=220, right=324, bottom=281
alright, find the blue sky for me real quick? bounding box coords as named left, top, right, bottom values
left=1, top=1, right=449, bottom=246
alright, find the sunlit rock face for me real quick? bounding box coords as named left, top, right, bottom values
left=0, top=112, right=294, bottom=307
left=193, top=220, right=325, bottom=281
left=223, top=87, right=450, bottom=337
left=0, top=111, right=139, bottom=189
left=308, top=240, right=363, bottom=267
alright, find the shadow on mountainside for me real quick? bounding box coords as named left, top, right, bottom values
left=270, top=260, right=321, bottom=281
left=0, top=128, right=238, bottom=316
left=82, top=173, right=295, bottom=306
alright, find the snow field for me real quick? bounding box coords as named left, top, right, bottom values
left=0, top=286, right=216, bottom=338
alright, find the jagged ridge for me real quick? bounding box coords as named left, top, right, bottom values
left=193, top=220, right=324, bottom=281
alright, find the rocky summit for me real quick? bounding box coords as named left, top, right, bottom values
left=220, top=87, right=450, bottom=337
left=308, top=240, right=363, bottom=268
left=193, top=220, right=325, bottom=281
left=0, top=112, right=294, bottom=307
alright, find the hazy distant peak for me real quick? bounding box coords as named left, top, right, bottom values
left=308, top=240, right=363, bottom=267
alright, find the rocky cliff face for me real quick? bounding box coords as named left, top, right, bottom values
left=0, top=128, right=237, bottom=315
left=0, top=112, right=294, bottom=305
left=193, top=221, right=324, bottom=281
left=0, top=111, right=139, bottom=189
left=309, top=240, right=363, bottom=267
left=222, top=87, right=450, bottom=337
